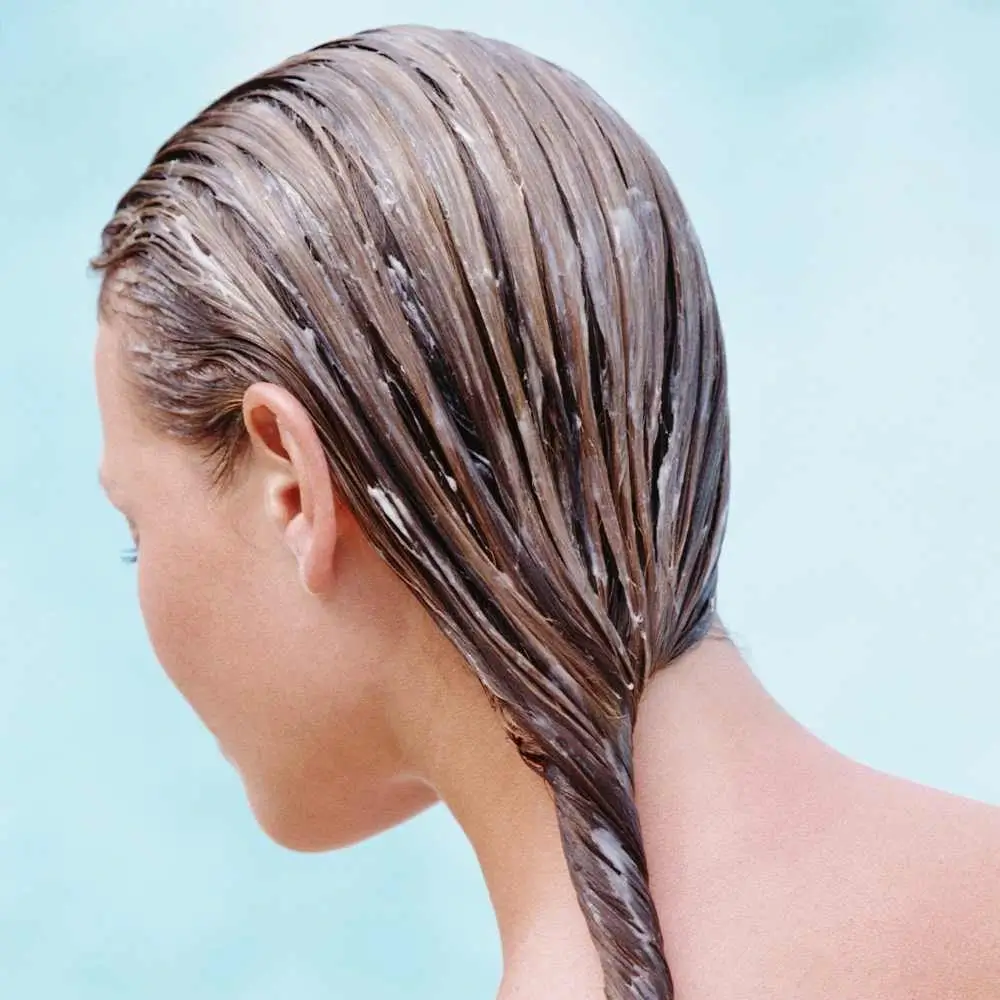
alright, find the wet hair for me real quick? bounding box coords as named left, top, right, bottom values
left=92, top=25, right=729, bottom=1000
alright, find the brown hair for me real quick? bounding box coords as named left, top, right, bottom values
left=92, top=25, right=730, bottom=1000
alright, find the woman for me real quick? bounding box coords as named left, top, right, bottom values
left=92, top=25, right=1000, bottom=1000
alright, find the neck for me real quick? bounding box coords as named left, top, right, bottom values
left=633, top=634, right=859, bottom=975
left=399, top=642, right=604, bottom=994
left=401, top=630, right=856, bottom=997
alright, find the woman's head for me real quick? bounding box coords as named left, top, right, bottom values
left=93, top=25, right=729, bottom=1000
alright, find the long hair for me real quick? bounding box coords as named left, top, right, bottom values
left=92, top=25, right=730, bottom=1000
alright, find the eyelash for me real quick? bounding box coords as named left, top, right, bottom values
left=121, top=518, right=139, bottom=565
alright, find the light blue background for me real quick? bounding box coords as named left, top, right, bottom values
left=1, top=1, right=997, bottom=996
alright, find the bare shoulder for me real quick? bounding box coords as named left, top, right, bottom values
left=864, top=769, right=1000, bottom=884
left=875, top=777, right=1000, bottom=999
left=663, top=769, right=1000, bottom=1000
left=790, top=770, right=1000, bottom=1000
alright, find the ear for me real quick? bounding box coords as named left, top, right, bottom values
left=241, top=383, right=338, bottom=596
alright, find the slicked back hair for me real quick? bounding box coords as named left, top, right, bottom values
left=92, top=26, right=730, bottom=1000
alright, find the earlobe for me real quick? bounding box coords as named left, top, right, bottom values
left=263, top=470, right=332, bottom=596
left=288, top=505, right=338, bottom=597
left=261, top=465, right=324, bottom=594
left=285, top=511, right=321, bottom=595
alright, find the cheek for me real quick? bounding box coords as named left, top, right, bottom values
left=132, top=522, right=341, bottom=751
left=130, top=517, right=418, bottom=850
left=135, top=530, right=240, bottom=737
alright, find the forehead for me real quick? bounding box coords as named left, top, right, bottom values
left=94, top=311, right=164, bottom=494
left=93, top=311, right=225, bottom=512
left=94, top=313, right=140, bottom=440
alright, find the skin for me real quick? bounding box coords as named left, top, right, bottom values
left=96, top=312, right=1000, bottom=999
